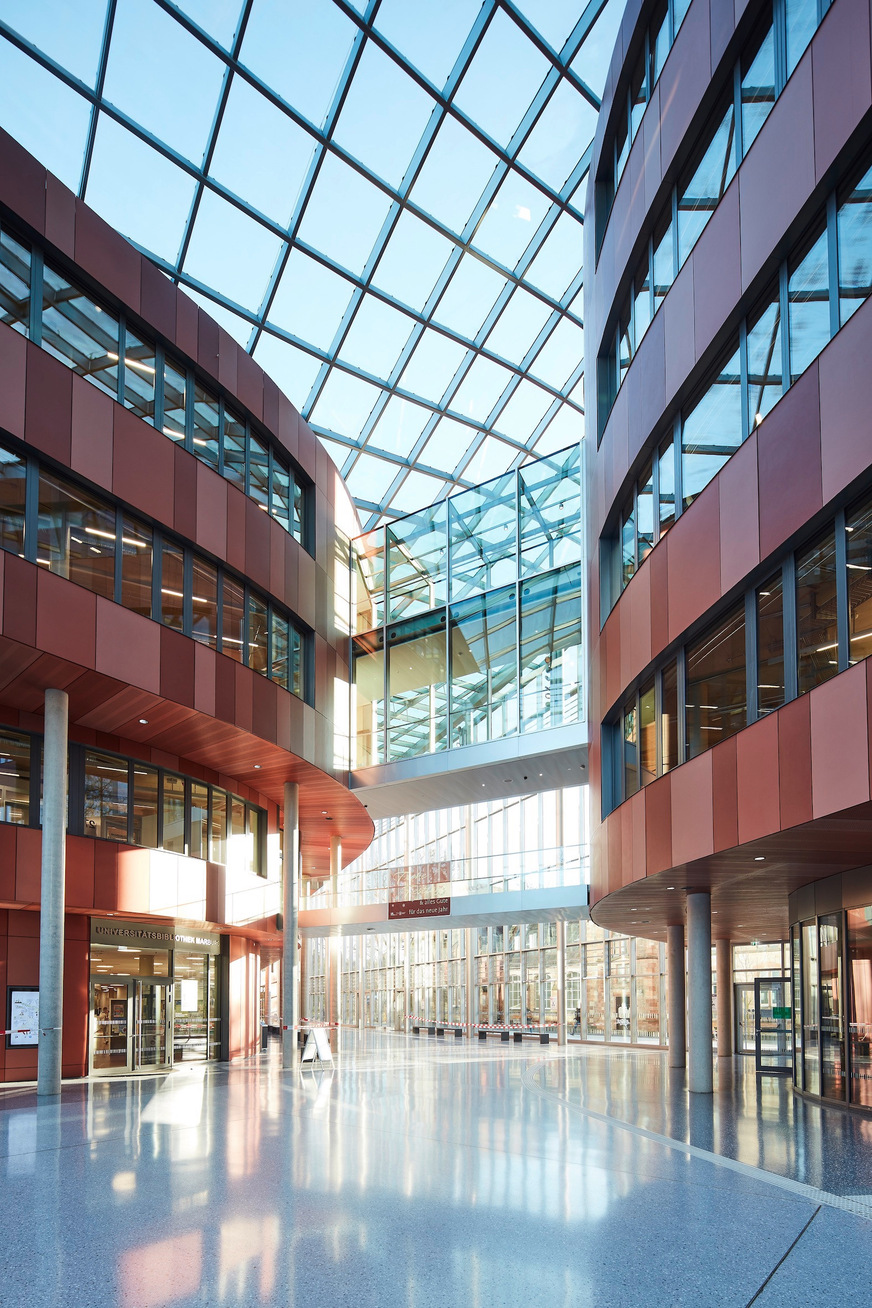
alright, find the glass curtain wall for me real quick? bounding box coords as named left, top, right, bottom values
left=352, top=445, right=582, bottom=766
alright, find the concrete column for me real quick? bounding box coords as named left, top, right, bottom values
left=465, top=928, right=475, bottom=1034
left=38, top=688, right=69, bottom=1098
left=687, top=892, right=713, bottom=1094
left=716, top=938, right=733, bottom=1057
left=281, top=782, right=300, bottom=1069
left=330, top=837, right=342, bottom=1054
left=666, top=924, right=686, bottom=1069
left=358, top=938, right=365, bottom=1031
left=403, top=937, right=411, bottom=1034
left=556, top=920, right=566, bottom=1046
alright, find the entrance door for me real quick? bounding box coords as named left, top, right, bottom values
left=735, top=983, right=757, bottom=1053
left=91, top=981, right=131, bottom=1072
left=135, top=981, right=172, bottom=1071
left=755, top=976, right=793, bottom=1075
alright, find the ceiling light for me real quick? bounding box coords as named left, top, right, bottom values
left=139, top=718, right=148, bottom=725
left=254, top=764, right=261, bottom=769
left=667, top=886, right=674, bottom=890
left=754, top=856, right=765, bottom=862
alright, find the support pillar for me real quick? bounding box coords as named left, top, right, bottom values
left=38, top=689, right=69, bottom=1098
left=687, top=892, right=713, bottom=1094
left=403, top=937, right=411, bottom=1034
left=359, top=939, right=365, bottom=1032
left=556, top=920, right=566, bottom=1046
left=330, top=837, right=341, bottom=1053
left=465, top=928, right=475, bottom=1035
left=716, top=938, right=733, bottom=1057
left=281, top=782, right=300, bottom=1069
left=666, top=924, right=686, bottom=1068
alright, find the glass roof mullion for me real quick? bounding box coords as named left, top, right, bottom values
left=78, top=0, right=117, bottom=199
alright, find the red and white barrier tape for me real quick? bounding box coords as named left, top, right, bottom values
left=405, top=1016, right=557, bottom=1033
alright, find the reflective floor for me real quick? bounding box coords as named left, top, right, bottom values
left=2, top=1032, right=872, bottom=1307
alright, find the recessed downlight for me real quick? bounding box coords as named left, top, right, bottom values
left=139, top=718, right=148, bottom=725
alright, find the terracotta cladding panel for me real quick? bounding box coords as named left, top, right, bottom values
left=810, top=663, right=870, bottom=817
left=711, top=737, right=738, bottom=851
left=0, top=324, right=26, bottom=440
left=195, top=463, right=228, bottom=560
left=757, top=364, right=822, bottom=559
left=73, top=200, right=141, bottom=313
left=175, top=291, right=199, bottom=360
left=819, top=296, right=872, bottom=504
left=217, top=327, right=238, bottom=394
left=15, top=827, right=41, bottom=903
left=739, top=55, right=815, bottom=291
left=263, top=376, right=280, bottom=435
left=812, top=0, right=872, bottom=184
left=277, top=395, right=300, bottom=463
left=670, top=751, right=714, bottom=865
left=234, top=663, right=253, bottom=734
left=112, top=405, right=175, bottom=523
left=244, top=497, right=272, bottom=593
left=607, top=809, right=623, bottom=897
left=44, top=174, right=76, bottom=258
left=626, top=311, right=666, bottom=470
left=613, top=140, right=646, bottom=283
left=197, top=309, right=219, bottom=377
left=173, top=447, right=198, bottom=541
left=66, top=839, right=96, bottom=910
left=644, top=774, right=672, bottom=874
left=70, top=376, right=113, bottom=488
left=0, top=825, right=15, bottom=901
left=666, top=480, right=720, bottom=642
left=236, top=350, right=263, bottom=421
left=736, top=714, right=781, bottom=842
left=225, top=487, right=247, bottom=574
left=692, top=181, right=740, bottom=352
left=642, top=80, right=662, bottom=214
left=251, top=674, right=277, bottom=745
left=717, top=435, right=759, bottom=593
left=3, top=553, right=35, bottom=647
left=215, top=655, right=235, bottom=723
left=710, top=0, right=736, bottom=68
left=0, top=131, right=46, bottom=233
left=659, top=0, right=712, bottom=169
left=95, top=599, right=161, bottom=694
left=36, top=570, right=96, bottom=667
left=140, top=260, right=176, bottom=341
left=298, top=422, right=318, bottom=483
left=159, top=626, right=195, bottom=708
left=631, top=789, right=647, bottom=883
left=778, top=694, right=813, bottom=828
left=25, top=344, right=71, bottom=465
left=619, top=564, right=652, bottom=689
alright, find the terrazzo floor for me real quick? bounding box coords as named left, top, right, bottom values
left=1, top=1031, right=871, bottom=1307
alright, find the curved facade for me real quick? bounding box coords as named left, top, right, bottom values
left=0, top=130, right=372, bottom=1081
left=586, top=0, right=872, bottom=1104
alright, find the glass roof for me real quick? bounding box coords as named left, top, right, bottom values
left=0, top=0, right=621, bottom=529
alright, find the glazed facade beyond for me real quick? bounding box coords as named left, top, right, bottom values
left=0, top=129, right=372, bottom=1082
left=585, top=0, right=872, bottom=998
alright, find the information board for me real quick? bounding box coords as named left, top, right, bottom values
left=7, top=988, right=38, bottom=1047
left=301, top=1028, right=333, bottom=1063
left=388, top=898, right=450, bottom=920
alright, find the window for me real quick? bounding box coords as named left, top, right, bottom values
left=740, top=20, right=776, bottom=153
left=677, top=99, right=737, bottom=267
left=838, top=162, right=872, bottom=326
left=685, top=602, right=746, bottom=759
left=163, top=773, right=186, bottom=854
left=191, top=555, right=218, bottom=649
left=123, top=328, right=156, bottom=424
left=42, top=266, right=120, bottom=399
left=84, top=750, right=128, bottom=841
left=788, top=227, right=831, bottom=382
left=786, top=0, right=817, bottom=76
left=660, top=660, right=678, bottom=773
left=797, top=529, right=838, bottom=694
left=847, top=497, right=872, bottom=665
left=132, top=764, right=159, bottom=848
left=248, top=592, right=269, bottom=675
left=192, top=382, right=220, bottom=469
left=221, top=574, right=245, bottom=661
left=681, top=346, right=742, bottom=507
left=746, top=288, right=783, bottom=432
left=0, top=444, right=27, bottom=556
left=0, top=730, right=31, bottom=825
left=623, top=701, right=638, bottom=798
left=637, top=462, right=654, bottom=564
left=163, top=360, right=187, bottom=443
left=639, top=679, right=656, bottom=785
left=38, top=471, right=116, bottom=598
left=210, top=789, right=227, bottom=865
left=0, top=228, right=30, bottom=336
left=160, top=539, right=185, bottom=630
left=190, top=782, right=209, bottom=861
left=223, top=407, right=246, bottom=488
left=621, top=497, right=636, bottom=588
left=248, top=434, right=270, bottom=512
left=658, top=434, right=675, bottom=537
left=757, top=575, right=784, bottom=714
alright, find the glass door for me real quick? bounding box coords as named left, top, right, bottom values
left=91, top=980, right=131, bottom=1073
left=755, top=977, right=793, bottom=1074
left=735, top=983, right=756, bottom=1053
left=135, top=980, right=172, bottom=1071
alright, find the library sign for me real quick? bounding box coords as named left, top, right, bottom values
left=387, top=899, right=451, bottom=921
left=91, top=918, right=221, bottom=954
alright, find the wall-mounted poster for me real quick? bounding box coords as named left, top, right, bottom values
left=6, top=987, right=38, bottom=1048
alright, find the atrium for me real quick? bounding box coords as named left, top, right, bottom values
left=2, top=0, right=872, bottom=1304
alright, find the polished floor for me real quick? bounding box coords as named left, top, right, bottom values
left=2, top=1033, right=872, bottom=1307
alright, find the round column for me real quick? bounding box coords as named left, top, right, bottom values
left=666, top=924, right=686, bottom=1068
left=37, top=688, right=69, bottom=1098
left=281, top=782, right=300, bottom=1069
left=556, top=920, right=566, bottom=1046
left=716, top=938, right=733, bottom=1057
left=330, top=837, right=341, bottom=1053
left=686, top=893, right=713, bottom=1094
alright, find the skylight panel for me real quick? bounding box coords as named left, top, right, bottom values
left=517, top=81, right=599, bottom=191
left=296, top=153, right=393, bottom=274
left=240, top=0, right=356, bottom=131
left=399, top=331, right=470, bottom=403
left=368, top=396, right=432, bottom=456
left=486, top=286, right=554, bottom=361
left=374, top=0, right=481, bottom=88
left=346, top=451, right=402, bottom=504
left=85, top=114, right=196, bottom=264
left=183, top=191, right=283, bottom=314
left=209, top=77, right=316, bottom=227
left=103, top=0, right=225, bottom=165
left=493, top=379, right=554, bottom=441
left=253, top=334, right=323, bottom=411
left=419, top=417, right=482, bottom=476
left=448, top=356, right=516, bottom=424
left=3, top=0, right=108, bottom=87
left=571, top=0, right=624, bottom=97
left=310, top=369, right=383, bottom=440
left=471, top=172, right=550, bottom=270
left=529, top=318, right=585, bottom=390
left=453, top=9, right=550, bottom=149
left=410, top=117, right=500, bottom=236
left=333, top=42, right=437, bottom=189
left=371, top=211, right=454, bottom=308
left=0, top=42, right=90, bottom=193
left=523, top=210, right=584, bottom=300
left=267, top=249, right=355, bottom=352
left=339, top=297, right=417, bottom=380
left=432, top=253, right=506, bottom=339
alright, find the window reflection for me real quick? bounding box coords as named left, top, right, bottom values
left=681, top=347, right=742, bottom=507
left=847, top=496, right=872, bottom=664
left=677, top=98, right=736, bottom=267
left=38, top=471, right=116, bottom=598
left=797, top=529, right=838, bottom=694
left=0, top=730, right=30, bottom=824
left=757, top=575, right=784, bottom=713
left=740, top=21, right=776, bottom=153
left=0, top=228, right=30, bottom=336
left=162, top=360, right=187, bottom=443
left=788, top=227, right=831, bottom=383
left=388, top=611, right=446, bottom=761
left=132, top=765, right=159, bottom=849
left=685, top=602, right=746, bottom=760
left=520, top=564, right=582, bottom=731
left=160, top=540, right=185, bottom=630
left=450, top=585, right=516, bottom=747
left=123, top=328, right=156, bottom=424
left=191, top=555, right=218, bottom=648
left=192, top=381, right=219, bottom=469
left=0, top=444, right=27, bottom=557
left=838, top=162, right=872, bottom=326
left=42, top=266, right=120, bottom=399
left=84, top=750, right=128, bottom=841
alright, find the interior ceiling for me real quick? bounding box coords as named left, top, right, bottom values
left=0, top=0, right=621, bottom=530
